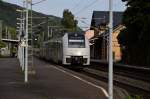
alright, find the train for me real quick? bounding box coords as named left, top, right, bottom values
left=38, top=32, right=90, bottom=66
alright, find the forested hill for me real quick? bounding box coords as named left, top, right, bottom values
left=0, top=0, right=62, bottom=28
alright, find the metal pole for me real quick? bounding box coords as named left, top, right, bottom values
left=23, top=0, right=26, bottom=71
left=108, top=0, right=113, bottom=99
left=50, top=28, right=53, bottom=38
left=22, top=46, right=24, bottom=71
left=20, top=11, right=23, bottom=69
left=18, top=46, right=20, bottom=64
left=48, top=26, right=49, bottom=38
left=25, top=0, right=28, bottom=83
left=18, top=22, right=21, bottom=65
left=5, top=27, right=8, bottom=39
left=31, top=0, right=34, bottom=70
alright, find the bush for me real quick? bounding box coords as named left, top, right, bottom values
left=0, top=40, right=6, bottom=48
left=126, top=95, right=143, bottom=99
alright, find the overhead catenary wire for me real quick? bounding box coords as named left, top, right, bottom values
left=74, top=0, right=99, bottom=15
left=73, top=0, right=111, bottom=29
left=70, top=0, right=83, bottom=11
left=78, top=19, right=106, bottom=33
left=31, top=0, right=47, bottom=5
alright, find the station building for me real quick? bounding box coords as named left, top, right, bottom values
left=85, top=11, right=124, bottom=62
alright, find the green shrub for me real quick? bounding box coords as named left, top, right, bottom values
left=126, top=95, right=143, bottom=99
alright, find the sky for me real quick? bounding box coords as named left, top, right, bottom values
left=5, top=0, right=126, bottom=30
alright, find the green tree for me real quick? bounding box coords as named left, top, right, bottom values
left=8, top=27, right=17, bottom=39
left=0, top=40, right=6, bottom=48
left=61, top=9, right=78, bottom=32
left=118, top=0, right=150, bottom=66
left=126, top=95, right=143, bottom=99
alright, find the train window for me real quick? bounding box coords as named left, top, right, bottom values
left=68, top=33, right=85, bottom=48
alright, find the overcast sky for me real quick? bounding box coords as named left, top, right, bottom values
left=5, top=0, right=126, bottom=30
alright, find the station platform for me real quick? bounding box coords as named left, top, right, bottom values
left=0, top=58, right=126, bottom=99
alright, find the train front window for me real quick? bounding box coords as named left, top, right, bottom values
left=68, top=33, right=85, bottom=48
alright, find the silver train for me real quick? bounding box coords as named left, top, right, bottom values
left=39, top=32, right=90, bottom=66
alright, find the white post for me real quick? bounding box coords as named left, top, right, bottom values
left=22, top=0, right=26, bottom=71
left=5, top=26, right=8, bottom=39
left=20, top=13, right=23, bottom=69
left=18, top=46, right=20, bottom=62
left=48, top=26, right=49, bottom=38
left=108, top=0, right=113, bottom=99
left=22, top=46, right=24, bottom=70
left=25, top=0, right=29, bottom=83
left=31, top=0, right=34, bottom=69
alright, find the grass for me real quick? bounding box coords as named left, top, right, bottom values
left=126, top=95, right=143, bottom=99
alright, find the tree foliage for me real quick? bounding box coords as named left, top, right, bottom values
left=117, top=0, right=150, bottom=66
left=61, top=9, right=78, bottom=32
left=8, top=27, right=17, bottom=39
left=0, top=40, right=6, bottom=48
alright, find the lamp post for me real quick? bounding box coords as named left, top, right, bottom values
left=28, top=0, right=47, bottom=74
left=108, top=0, right=113, bottom=99
left=17, top=21, right=22, bottom=69
left=16, top=9, right=25, bottom=71
left=24, top=0, right=29, bottom=83
left=24, top=0, right=47, bottom=83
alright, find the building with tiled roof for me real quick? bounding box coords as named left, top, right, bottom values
left=87, top=11, right=124, bottom=61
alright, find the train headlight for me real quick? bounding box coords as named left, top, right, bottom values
left=77, top=51, right=81, bottom=56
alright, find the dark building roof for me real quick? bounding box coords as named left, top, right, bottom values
left=90, top=11, right=123, bottom=30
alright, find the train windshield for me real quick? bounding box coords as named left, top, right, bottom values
left=68, top=33, right=85, bottom=48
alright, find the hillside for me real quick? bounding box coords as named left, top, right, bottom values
left=0, top=1, right=82, bottom=42
left=0, top=1, right=62, bottom=28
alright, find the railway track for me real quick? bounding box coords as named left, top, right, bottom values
left=79, top=68, right=150, bottom=99
left=90, top=62, right=150, bottom=83
left=58, top=61, right=150, bottom=99
left=79, top=64, right=150, bottom=99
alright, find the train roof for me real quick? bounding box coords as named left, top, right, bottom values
left=43, top=32, right=85, bottom=44
left=65, top=32, right=84, bottom=35
left=43, top=37, right=62, bottom=44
